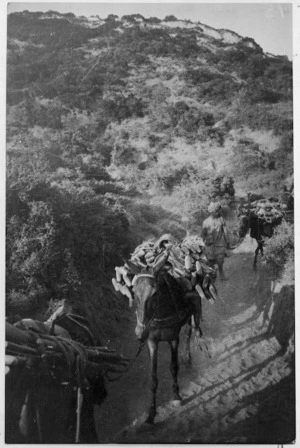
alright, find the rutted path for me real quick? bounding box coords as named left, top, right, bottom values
left=95, top=236, right=295, bottom=444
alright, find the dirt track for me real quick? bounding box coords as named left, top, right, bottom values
left=95, top=235, right=295, bottom=444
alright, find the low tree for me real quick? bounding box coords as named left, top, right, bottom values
left=164, top=15, right=178, bottom=22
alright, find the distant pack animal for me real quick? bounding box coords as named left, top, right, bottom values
left=237, top=208, right=283, bottom=267
left=125, top=259, right=206, bottom=424
left=5, top=313, right=107, bottom=443
left=237, top=190, right=295, bottom=267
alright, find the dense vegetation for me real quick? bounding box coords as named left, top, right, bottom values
left=6, top=11, right=293, bottom=337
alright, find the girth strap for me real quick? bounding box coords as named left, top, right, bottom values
left=149, top=305, right=192, bottom=329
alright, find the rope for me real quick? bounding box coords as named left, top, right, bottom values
left=38, top=335, right=75, bottom=376
left=105, top=340, right=147, bottom=382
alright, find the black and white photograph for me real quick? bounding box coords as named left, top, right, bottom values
left=4, top=1, right=296, bottom=444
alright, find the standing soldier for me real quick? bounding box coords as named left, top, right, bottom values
left=201, top=202, right=230, bottom=280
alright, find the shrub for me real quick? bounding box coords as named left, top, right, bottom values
left=147, top=17, right=161, bottom=24
left=106, top=14, right=119, bottom=21
left=6, top=290, right=41, bottom=315
left=164, top=15, right=178, bottom=22
left=183, top=67, right=221, bottom=84
left=278, top=131, right=293, bottom=153
left=246, top=85, right=282, bottom=104
left=264, top=221, right=294, bottom=282
left=231, top=141, right=269, bottom=179
left=102, top=92, right=145, bottom=122
left=210, top=175, right=235, bottom=199
left=121, top=15, right=137, bottom=23
left=196, top=77, right=239, bottom=105
left=111, top=143, right=138, bottom=166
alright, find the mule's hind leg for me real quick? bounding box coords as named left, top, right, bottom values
left=168, top=338, right=182, bottom=403
left=187, top=293, right=202, bottom=337
left=146, top=339, right=158, bottom=424
left=183, top=319, right=192, bottom=365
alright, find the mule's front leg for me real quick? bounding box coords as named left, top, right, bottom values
left=146, top=340, right=158, bottom=424
left=169, top=339, right=182, bottom=403
left=254, top=241, right=264, bottom=268
left=254, top=245, right=260, bottom=268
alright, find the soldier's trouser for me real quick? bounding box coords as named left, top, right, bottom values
left=207, top=257, right=225, bottom=278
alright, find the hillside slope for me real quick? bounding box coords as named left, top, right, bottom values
left=6, top=10, right=293, bottom=337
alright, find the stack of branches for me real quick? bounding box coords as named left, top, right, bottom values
left=5, top=321, right=130, bottom=381
left=112, top=233, right=218, bottom=305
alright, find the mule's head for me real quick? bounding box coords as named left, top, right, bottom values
left=237, top=213, right=250, bottom=238
left=126, top=259, right=165, bottom=341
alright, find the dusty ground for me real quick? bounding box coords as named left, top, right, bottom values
left=95, top=235, right=295, bottom=444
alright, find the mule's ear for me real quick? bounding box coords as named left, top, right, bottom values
left=125, top=259, right=141, bottom=275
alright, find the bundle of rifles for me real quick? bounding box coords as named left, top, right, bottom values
left=112, top=233, right=218, bottom=306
